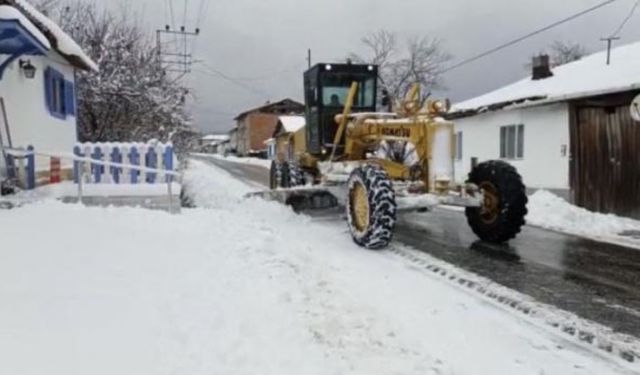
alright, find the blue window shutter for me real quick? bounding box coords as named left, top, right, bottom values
left=44, top=67, right=52, bottom=112
left=64, top=80, right=75, bottom=116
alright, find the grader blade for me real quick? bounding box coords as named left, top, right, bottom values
left=245, top=187, right=339, bottom=212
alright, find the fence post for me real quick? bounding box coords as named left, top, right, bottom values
left=146, top=147, right=157, bottom=183
left=6, top=152, right=15, bottom=178
left=129, top=146, right=139, bottom=184
left=91, top=146, right=103, bottom=183
left=73, top=145, right=82, bottom=183
left=26, top=145, right=35, bottom=189
left=77, top=161, right=84, bottom=204
left=111, top=147, right=122, bottom=184
left=164, top=145, right=174, bottom=183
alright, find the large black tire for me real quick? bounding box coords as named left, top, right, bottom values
left=286, top=162, right=305, bottom=187
left=269, top=160, right=286, bottom=189
left=270, top=160, right=305, bottom=189
left=347, top=164, right=397, bottom=249
left=465, top=160, right=528, bottom=243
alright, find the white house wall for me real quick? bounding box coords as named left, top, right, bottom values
left=0, top=51, right=77, bottom=172
left=453, top=103, right=570, bottom=191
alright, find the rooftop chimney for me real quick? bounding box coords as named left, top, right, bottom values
left=532, top=54, right=553, bottom=80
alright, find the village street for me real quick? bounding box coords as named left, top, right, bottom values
left=3, top=158, right=639, bottom=375
left=197, top=154, right=640, bottom=341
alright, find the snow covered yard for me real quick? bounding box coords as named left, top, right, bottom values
left=0, top=160, right=633, bottom=374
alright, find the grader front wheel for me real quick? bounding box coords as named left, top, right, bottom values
left=465, top=160, right=528, bottom=243
left=347, top=165, right=397, bottom=249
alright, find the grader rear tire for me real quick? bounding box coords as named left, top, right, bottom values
left=347, top=164, right=397, bottom=249
left=465, top=160, right=528, bottom=243
left=270, top=161, right=305, bottom=189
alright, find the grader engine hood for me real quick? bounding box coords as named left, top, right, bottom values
left=339, top=114, right=456, bottom=191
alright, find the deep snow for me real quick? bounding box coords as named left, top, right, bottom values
left=0, top=160, right=633, bottom=374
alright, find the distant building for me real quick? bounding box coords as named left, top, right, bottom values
left=0, top=0, right=97, bottom=179
left=226, top=128, right=238, bottom=154
left=234, top=98, right=304, bottom=157
left=198, top=134, right=229, bottom=153
left=450, top=43, right=640, bottom=219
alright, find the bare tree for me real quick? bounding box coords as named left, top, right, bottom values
left=37, top=1, right=194, bottom=153
left=525, top=41, right=589, bottom=71
left=549, top=40, right=588, bottom=66
left=31, top=0, right=59, bottom=15
left=351, top=29, right=452, bottom=102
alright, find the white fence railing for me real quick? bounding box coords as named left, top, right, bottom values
left=73, top=142, right=175, bottom=184
left=10, top=148, right=183, bottom=211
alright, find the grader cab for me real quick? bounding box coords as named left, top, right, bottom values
left=253, top=62, right=528, bottom=249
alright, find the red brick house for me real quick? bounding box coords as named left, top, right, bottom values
left=234, top=98, right=304, bottom=157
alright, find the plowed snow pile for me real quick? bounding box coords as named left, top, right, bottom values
left=0, top=160, right=630, bottom=375
left=527, top=190, right=640, bottom=249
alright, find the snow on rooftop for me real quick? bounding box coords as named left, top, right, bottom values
left=453, top=40, right=640, bottom=114
left=0, top=5, right=50, bottom=50
left=278, top=115, right=305, bottom=133
left=201, top=134, right=229, bottom=141
left=12, top=0, right=98, bottom=72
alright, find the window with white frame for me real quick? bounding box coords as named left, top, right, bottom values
left=500, top=124, right=524, bottom=159
left=454, top=131, right=462, bottom=160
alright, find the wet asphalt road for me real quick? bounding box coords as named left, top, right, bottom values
left=198, top=155, right=640, bottom=339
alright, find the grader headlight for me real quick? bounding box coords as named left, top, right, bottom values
left=428, top=99, right=451, bottom=115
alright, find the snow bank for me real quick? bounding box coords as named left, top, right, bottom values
left=527, top=190, right=640, bottom=249
left=0, top=161, right=631, bottom=374
left=195, top=153, right=273, bottom=169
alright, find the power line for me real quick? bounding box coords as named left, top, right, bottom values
left=609, top=0, right=640, bottom=37
left=225, top=63, right=305, bottom=82
left=194, top=63, right=272, bottom=98
left=195, top=0, right=208, bottom=30
left=183, top=0, right=189, bottom=28
left=443, top=0, right=619, bottom=73
left=167, top=0, right=176, bottom=29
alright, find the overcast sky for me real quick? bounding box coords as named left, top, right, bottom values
left=108, top=0, right=640, bottom=133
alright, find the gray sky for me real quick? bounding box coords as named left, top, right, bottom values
left=117, top=0, right=640, bottom=133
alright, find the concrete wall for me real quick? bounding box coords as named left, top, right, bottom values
left=236, top=113, right=278, bottom=156
left=0, top=51, right=77, bottom=172
left=453, top=103, right=570, bottom=191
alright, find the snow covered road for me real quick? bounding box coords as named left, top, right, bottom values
left=0, top=160, right=635, bottom=374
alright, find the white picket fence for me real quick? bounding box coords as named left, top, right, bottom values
left=73, top=142, right=176, bottom=184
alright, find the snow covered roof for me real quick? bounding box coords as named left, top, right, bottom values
left=7, top=0, right=98, bottom=72
left=0, top=5, right=50, bottom=50
left=278, top=115, right=305, bottom=133
left=234, top=98, right=304, bottom=121
left=452, top=41, right=640, bottom=116
left=202, top=134, right=229, bottom=141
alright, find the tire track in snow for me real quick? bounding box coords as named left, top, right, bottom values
left=385, top=243, right=640, bottom=369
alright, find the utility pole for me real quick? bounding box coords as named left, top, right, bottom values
left=156, top=25, right=200, bottom=74
left=307, top=48, right=312, bottom=69
left=600, top=36, right=620, bottom=65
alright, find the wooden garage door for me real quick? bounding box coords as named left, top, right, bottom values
left=570, top=105, right=640, bottom=218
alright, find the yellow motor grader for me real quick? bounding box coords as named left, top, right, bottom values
left=252, top=62, right=527, bottom=249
